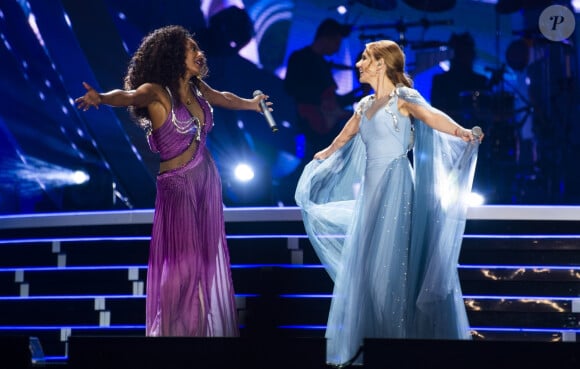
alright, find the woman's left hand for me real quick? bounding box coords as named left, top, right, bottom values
left=456, top=127, right=484, bottom=142
left=253, top=92, right=273, bottom=114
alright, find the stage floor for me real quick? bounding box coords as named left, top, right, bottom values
left=0, top=205, right=579, bottom=367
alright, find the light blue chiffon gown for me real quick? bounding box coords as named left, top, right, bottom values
left=295, top=86, right=479, bottom=366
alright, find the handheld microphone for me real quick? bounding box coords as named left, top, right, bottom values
left=472, top=126, right=483, bottom=140
left=457, top=126, right=483, bottom=170
left=253, top=90, right=278, bottom=132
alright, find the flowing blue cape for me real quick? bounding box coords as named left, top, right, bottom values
left=295, top=86, right=479, bottom=340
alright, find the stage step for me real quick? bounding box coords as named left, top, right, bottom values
left=0, top=206, right=579, bottom=365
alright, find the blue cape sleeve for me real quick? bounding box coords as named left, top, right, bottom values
left=294, top=133, right=366, bottom=281
left=295, top=86, right=480, bottom=318
left=399, top=85, right=479, bottom=338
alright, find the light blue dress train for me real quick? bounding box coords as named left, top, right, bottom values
left=295, top=86, right=479, bottom=366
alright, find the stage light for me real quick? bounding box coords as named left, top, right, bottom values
left=222, top=159, right=273, bottom=206
left=337, top=5, right=348, bottom=15
left=438, top=60, right=450, bottom=72
left=234, top=163, right=255, bottom=182
left=468, top=192, right=485, bottom=207
left=71, top=170, right=90, bottom=185
left=12, top=159, right=90, bottom=187
left=439, top=184, right=485, bottom=209
left=35, top=168, right=89, bottom=186
left=26, top=13, right=45, bottom=48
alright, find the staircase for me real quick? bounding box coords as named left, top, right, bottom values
left=0, top=206, right=579, bottom=366
left=459, top=206, right=580, bottom=342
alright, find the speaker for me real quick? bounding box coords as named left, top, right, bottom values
left=68, top=336, right=326, bottom=369
left=364, top=338, right=580, bottom=369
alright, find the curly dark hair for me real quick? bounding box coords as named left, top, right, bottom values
left=123, top=25, right=208, bottom=128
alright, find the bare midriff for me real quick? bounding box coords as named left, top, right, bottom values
left=158, top=139, right=199, bottom=174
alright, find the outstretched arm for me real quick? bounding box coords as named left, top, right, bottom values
left=75, top=82, right=160, bottom=111
left=314, top=112, right=361, bottom=160
left=196, top=80, right=271, bottom=113
left=402, top=100, right=480, bottom=142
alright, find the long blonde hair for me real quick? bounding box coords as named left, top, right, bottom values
left=366, top=40, right=413, bottom=88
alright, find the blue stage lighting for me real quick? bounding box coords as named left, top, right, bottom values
left=468, top=192, right=485, bottom=206
left=234, top=163, right=255, bottom=182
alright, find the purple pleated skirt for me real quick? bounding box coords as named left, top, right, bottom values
left=146, top=147, right=239, bottom=337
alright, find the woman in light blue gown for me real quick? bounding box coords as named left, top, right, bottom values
left=295, top=40, right=483, bottom=366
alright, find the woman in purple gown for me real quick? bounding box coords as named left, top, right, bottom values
left=75, top=25, right=271, bottom=337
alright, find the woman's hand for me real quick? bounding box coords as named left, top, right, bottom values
left=252, top=92, right=273, bottom=114
left=455, top=126, right=484, bottom=143
left=75, top=82, right=102, bottom=111
left=313, top=147, right=333, bottom=160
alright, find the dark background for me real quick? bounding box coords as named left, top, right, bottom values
left=1, top=0, right=578, bottom=213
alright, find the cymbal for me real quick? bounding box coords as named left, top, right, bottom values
left=355, top=0, right=397, bottom=11
left=402, top=0, right=456, bottom=12
left=506, top=38, right=530, bottom=71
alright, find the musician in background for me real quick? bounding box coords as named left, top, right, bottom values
left=430, top=32, right=490, bottom=123
left=284, top=18, right=360, bottom=168
left=431, top=32, right=496, bottom=201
